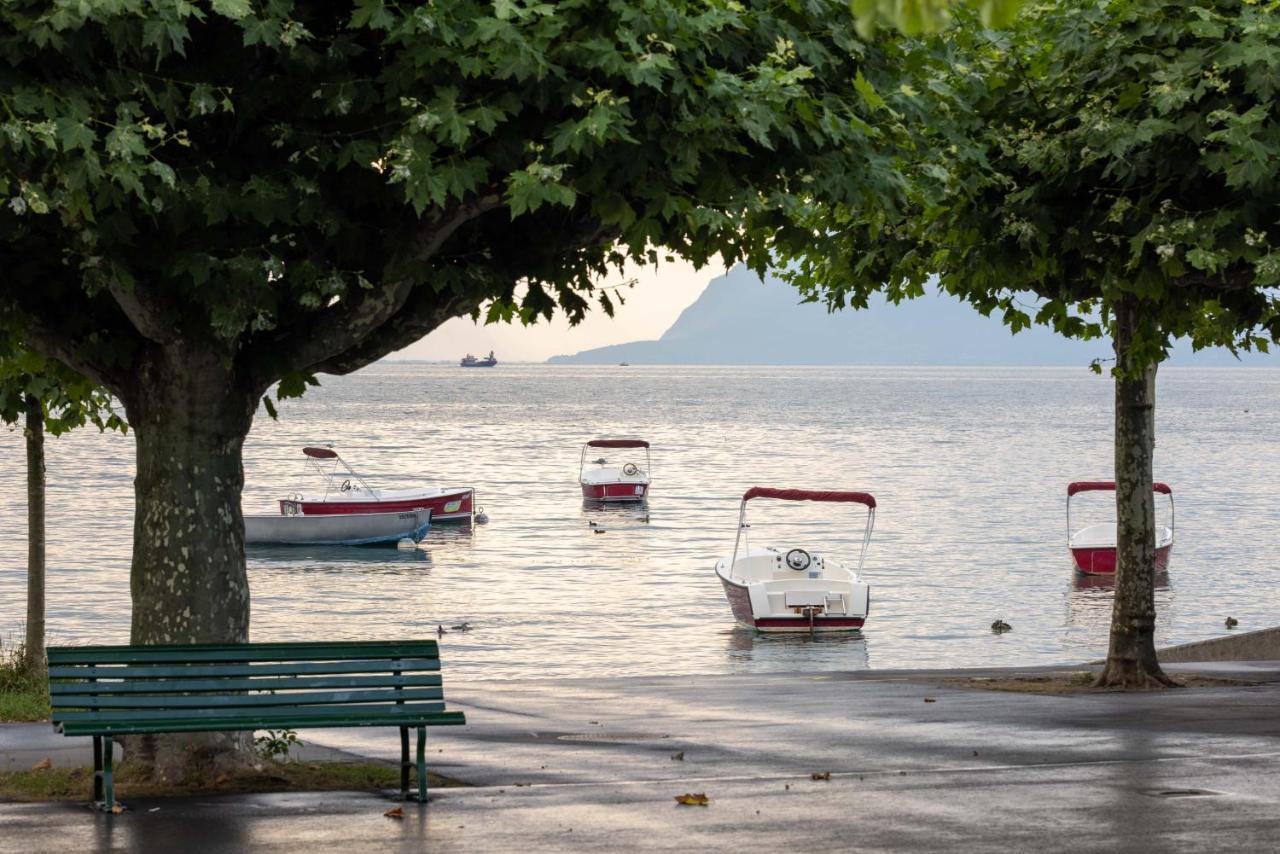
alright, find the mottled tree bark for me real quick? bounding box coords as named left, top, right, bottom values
left=121, top=346, right=260, bottom=779
left=1095, top=298, right=1177, bottom=688
left=23, top=395, right=46, bottom=675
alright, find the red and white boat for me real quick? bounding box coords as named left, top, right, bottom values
left=579, top=439, right=651, bottom=503
left=715, top=488, right=875, bottom=634
left=278, top=447, right=475, bottom=524
left=1067, top=481, right=1174, bottom=575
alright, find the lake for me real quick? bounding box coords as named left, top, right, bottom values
left=1, top=363, right=1276, bottom=680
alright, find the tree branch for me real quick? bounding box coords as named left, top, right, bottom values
left=107, top=281, right=180, bottom=344
left=12, top=312, right=126, bottom=395
left=245, top=193, right=504, bottom=387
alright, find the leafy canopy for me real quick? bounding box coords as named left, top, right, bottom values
left=0, top=0, right=1007, bottom=409
left=775, top=0, right=1280, bottom=371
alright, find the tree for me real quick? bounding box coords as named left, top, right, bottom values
left=773, top=0, right=1280, bottom=686
left=0, top=342, right=125, bottom=675
left=0, top=0, right=1015, bottom=773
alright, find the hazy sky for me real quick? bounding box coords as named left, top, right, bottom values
left=389, top=259, right=721, bottom=363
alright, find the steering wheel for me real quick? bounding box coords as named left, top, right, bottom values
left=785, top=548, right=812, bottom=571
left=622, top=462, right=640, bottom=477
left=339, top=479, right=352, bottom=492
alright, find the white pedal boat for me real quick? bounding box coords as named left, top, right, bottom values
left=1067, top=481, right=1174, bottom=575
left=715, top=487, right=875, bottom=634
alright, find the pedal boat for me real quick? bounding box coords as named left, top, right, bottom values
left=1067, top=481, right=1174, bottom=575
left=715, top=487, right=874, bottom=634
left=579, top=439, right=651, bottom=503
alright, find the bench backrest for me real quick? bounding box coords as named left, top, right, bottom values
left=47, top=640, right=452, bottom=734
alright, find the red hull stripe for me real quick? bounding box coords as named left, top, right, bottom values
left=1071, top=544, right=1172, bottom=575
left=753, top=618, right=865, bottom=628
left=288, top=490, right=474, bottom=522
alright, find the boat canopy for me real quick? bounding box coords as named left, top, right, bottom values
left=1067, top=481, right=1171, bottom=497
left=303, top=446, right=339, bottom=459
left=586, top=439, right=649, bottom=449
left=742, top=487, right=876, bottom=508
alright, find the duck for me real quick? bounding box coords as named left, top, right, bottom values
left=437, top=624, right=447, bottom=637
left=1225, top=616, right=1239, bottom=629
left=451, top=621, right=473, bottom=632
left=991, top=619, right=1012, bottom=633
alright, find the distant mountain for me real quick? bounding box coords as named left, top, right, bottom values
left=548, top=266, right=1273, bottom=366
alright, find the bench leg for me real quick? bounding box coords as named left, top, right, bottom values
left=399, top=726, right=410, bottom=801
left=102, top=737, right=115, bottom=813
left=416, top=727, right=427, bottom=804
left=92, top=736, right=104, bottom=805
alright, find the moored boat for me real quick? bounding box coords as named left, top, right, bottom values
left=245, top=508, right=431, bottom=547
left=715, top=488, right=874, bottom=634
left=279, top=447, right=475, bottom=524
left=1067, top=481, right=1174, bottom=575
left=579, top=439, right=651, bottom=502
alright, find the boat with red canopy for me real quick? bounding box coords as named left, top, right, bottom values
left=579, top=439, right=651, bottom=502
left=715, top=487, right=875, bottom=634
left=1067, top=481, right=1174, bottom=575
left=277, top=447, right=475, bottom=524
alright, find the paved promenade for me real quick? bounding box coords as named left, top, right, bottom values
left=3, top=660, right=1280, bottom=852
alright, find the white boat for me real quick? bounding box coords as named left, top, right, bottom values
left=245, top=508, right=431, bottom=546
left=715, top=487, right=875, bottom=634
left=579, top=439, right=651, bottom=502
left=279, top=447, right=475, bottom=523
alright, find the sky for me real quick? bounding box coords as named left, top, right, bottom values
left=388, top=259, right=720, bottom=363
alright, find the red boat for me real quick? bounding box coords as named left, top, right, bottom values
left=278, top=447, right=475, bottom=524
left=579, top=439, right=651, bottom=502
left=1067, top=481, right=1174, bottom=575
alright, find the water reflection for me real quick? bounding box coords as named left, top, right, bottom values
left=1064, top=568, right=1172, bottom=633
left=247, top=544, right=431, bottom=565
left=723, top=627, right=871, bottom=671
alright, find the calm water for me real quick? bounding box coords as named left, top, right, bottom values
left=1, top=364, right=1277, bottom=680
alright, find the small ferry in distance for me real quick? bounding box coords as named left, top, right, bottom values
left=460, top=350, right=497, bottom=368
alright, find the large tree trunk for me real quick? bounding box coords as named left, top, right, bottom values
left=23, top=394, right=46, bottom=676
left=121, top=346, right=261, bottom=780
left=1095, top=298, right=1176, bottom=689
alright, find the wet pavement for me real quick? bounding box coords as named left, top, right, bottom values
left=3, top=662, right=1280, bottom=852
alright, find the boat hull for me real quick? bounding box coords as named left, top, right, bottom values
left=283, top=488, right=474, bottom=523
left=717, top=574, right=867, bottom=634
left=245, top=509, right=431, bottom=546
left=580, top=482, right=649, bottom=502
left=1071, top=543, right=1173, bottom=575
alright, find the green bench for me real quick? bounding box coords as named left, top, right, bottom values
left=47, top=639, right=466, bottom=811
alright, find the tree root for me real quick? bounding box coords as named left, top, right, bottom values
left=1093, top=660, right=1182, bottom=690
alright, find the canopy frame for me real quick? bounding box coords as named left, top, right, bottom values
left=298, top=446, right=380, bottom=501
left=729, top=486, right=876, bottom=578
left=579, top=439, right=652, bottom=481
left=1066, top=481, right=1175, bottom=543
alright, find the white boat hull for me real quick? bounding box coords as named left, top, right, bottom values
left=245, top=509, right=431, bottom=546
left=715, top=551, right=869, bottom=633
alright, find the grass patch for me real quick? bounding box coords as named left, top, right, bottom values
left=0, top=642, right=50, bottom=723
left=942, top=671, right=1258, bottom=695
left=0, top=760, right=465, bottom=803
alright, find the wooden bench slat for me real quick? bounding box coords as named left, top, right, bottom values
left=51, top=687, right=444, bottom=710
left=48, top=658, right=441, bottom=680
left=49, top=673, right=442, bottom=695
left=47, top=640, right=439, bottom=665
left=58, top=710, right=466, bottom=737
left=54, top=701, right=449, bottom=725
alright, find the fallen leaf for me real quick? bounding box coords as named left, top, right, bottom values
left=811, top=771, right=831, bottom=781
left=384, top=807, right=404, bottom=819
left=670, top=751, right=684, bottom=761
left=923, top=697, right=937, bottom=703
left=214, top=773, right=231, bottom=785
left=148, top=807, right=161, bottom=813
left=674, top=792, right=709, bottom=806
left=110, top=804, right=126, bottom=814
left=30, top=757, right=51, bottom=771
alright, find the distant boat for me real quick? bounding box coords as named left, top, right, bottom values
left=461, top=350, right=497, bottom=368
left=619, top=362, right=630, bottom=366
